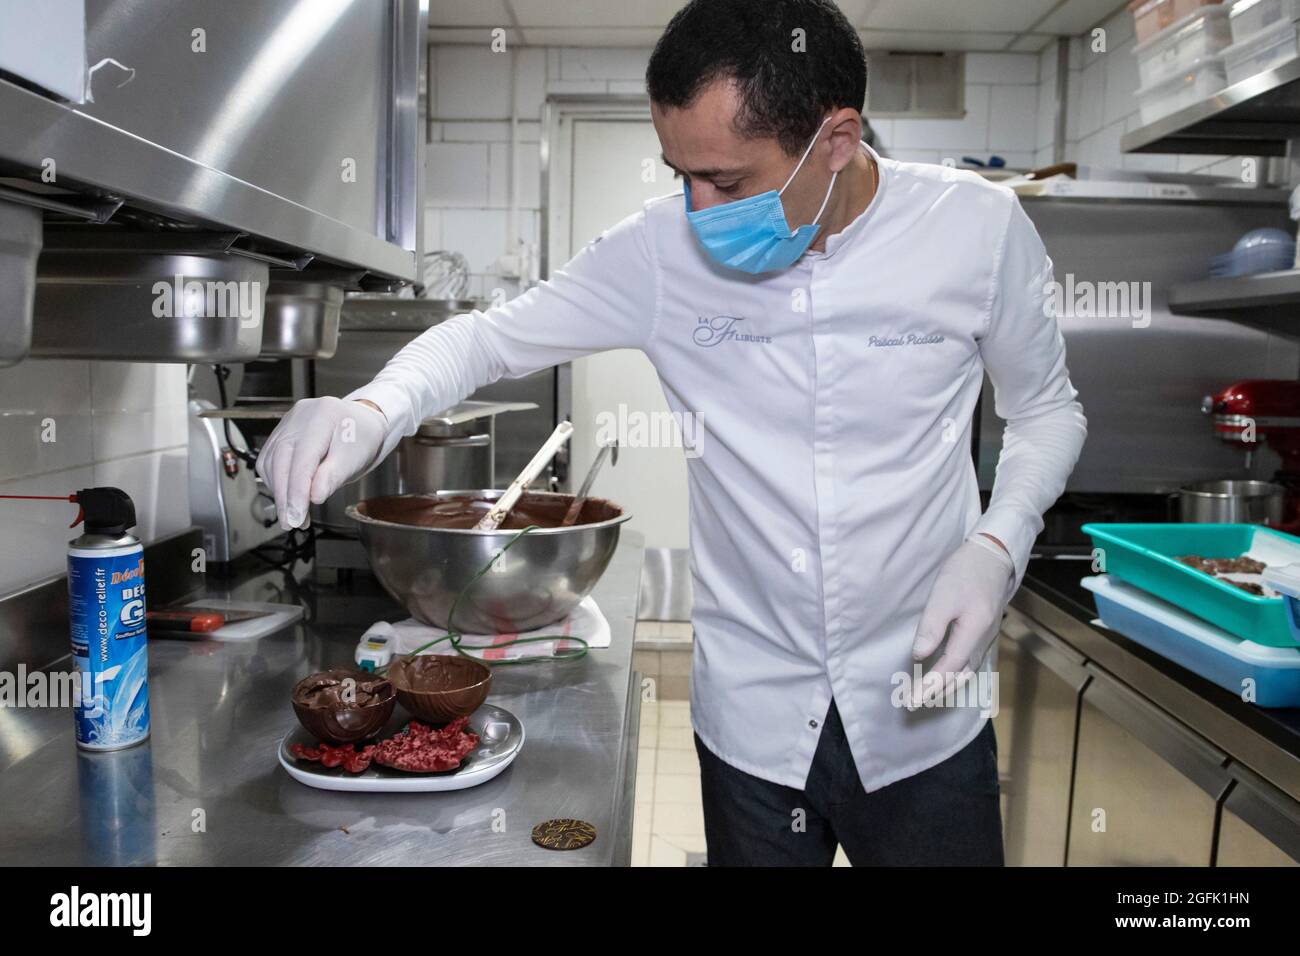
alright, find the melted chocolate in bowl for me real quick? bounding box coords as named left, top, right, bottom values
left=290, top=670, right=396, bottom=745
left=292, top=671, right=393, bottom=709
left=388, top=654, right=492, bottom=723
left=359, top=491, right=623, bottom=530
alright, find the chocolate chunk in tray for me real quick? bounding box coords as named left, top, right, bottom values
left=1225, top=579, right=1266, bottom=597
left=1175, top=554, right=1267, bottom=576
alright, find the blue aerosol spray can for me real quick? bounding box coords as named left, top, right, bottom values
left=67, top=487, right=150, bottom=751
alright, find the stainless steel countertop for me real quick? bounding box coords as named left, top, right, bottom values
left=0, top=532, right=645, bottom=866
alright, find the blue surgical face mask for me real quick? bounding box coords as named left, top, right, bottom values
left=684, top=117, right=838, bottom=275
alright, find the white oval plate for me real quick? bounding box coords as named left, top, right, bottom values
left=278, top=703, right=524, bottom=792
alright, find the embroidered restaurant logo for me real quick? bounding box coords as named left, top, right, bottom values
left=692, top=315, right=772, bottom=347
left=866, top=332, right=945, bottom=348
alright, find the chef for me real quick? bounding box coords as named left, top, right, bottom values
left=258, top=0, right=1086, bottom=866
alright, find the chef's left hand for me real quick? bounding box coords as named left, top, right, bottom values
left=909, top=534, right=1016, bottom=708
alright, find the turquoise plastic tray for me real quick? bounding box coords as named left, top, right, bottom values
left=1080, top=523, right=1300, bottom=648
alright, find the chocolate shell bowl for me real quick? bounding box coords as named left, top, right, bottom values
left=347, top=489, right=629, bottom=633
left=387, top=654, right=492, bottom=723
left=291, top=670, right=396, bottom=745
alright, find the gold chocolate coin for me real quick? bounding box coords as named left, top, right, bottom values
left=532, top=818, right=597, bottom=850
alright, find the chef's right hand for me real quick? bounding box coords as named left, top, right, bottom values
left=256, top=397, right=388, bottom=530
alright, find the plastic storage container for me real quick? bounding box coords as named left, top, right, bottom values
left=1223, top=15, right=1300, bottom=83
left=1083, top=575, right=1300, bottom=707
left=1134, top=4, right=1233, bottom=86
left=1263, top=563, right=1300, bottom=642
left=1132, top=0, right=1178, bottom=43
left=1132, top=0, right=1225, bottom=43
left=1229, top=0, right=1300, bottom=43
left=1081, top=522, right=1300, bottom=647
left=1134, top=56, right=1228, bottom=124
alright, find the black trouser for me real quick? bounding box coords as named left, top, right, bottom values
left=695, top=701, right=1004, bottom=866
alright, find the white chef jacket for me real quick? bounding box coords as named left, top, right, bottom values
left=350, top=145, right=1087, bottom=793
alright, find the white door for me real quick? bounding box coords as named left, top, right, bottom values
left=558, top=116, right=689, bottom=551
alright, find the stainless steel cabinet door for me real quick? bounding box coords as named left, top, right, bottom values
left=995, top=618, right=1088, bottom=866
left=1067, top=675, right=1228, bottom=866
left=1216, top=764, right=1300, bottom=866
left=1218, top=810, right=1300, bottom=866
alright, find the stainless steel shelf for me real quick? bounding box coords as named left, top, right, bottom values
left=1122, top=58, right=1300, bottom=156
left=1168, top=270, right=1300, bottom=333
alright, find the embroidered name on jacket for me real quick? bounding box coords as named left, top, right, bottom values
left=693, top=315, right=773, bottom=347
left=867, top=332, right=945, bottom=347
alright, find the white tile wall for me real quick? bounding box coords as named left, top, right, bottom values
left=1035, top=43, right=1058, bottom=165
left=559, top=47, right=650, bottom=82
left=989, top=85, right=1041, bottom=152
left=892, top=84, right=995, bottom=152
left=427, top=12, right=1271, bottom=292
left=0, top=464, right=96, bottom=593
left=877, top=54, right=1047, bottom=165
left=424, top=44, right=1048, bottom=292
left=1062, top=4, right=1251, bottom=178
left=965, top=51, right=1040, bottom=85
left=0, top=358, right=93, bottom=483
left=89, top=362, right=188, bottom=462
left=433, top=46, right=515, bottom=120
left=0, top=361, right=190, bottom=598
left=426, top=142, right=492, bottom=207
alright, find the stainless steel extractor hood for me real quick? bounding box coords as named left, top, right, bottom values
left=0, top=0, right=426, bottom=364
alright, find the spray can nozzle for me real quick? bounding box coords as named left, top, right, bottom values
left=0, top=487, right=137, bottom=535
left=71, top=488, right=137, bottom=535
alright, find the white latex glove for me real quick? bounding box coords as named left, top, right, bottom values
left=909, top=535, right=1016, bottom=708
left=255, top=397, right=388, bottom=530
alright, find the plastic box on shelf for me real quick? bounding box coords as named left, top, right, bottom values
left=1134, top=4, right=1233, bottom=87
left=1228, top=0, right=1300, bottom=43
left=1134, top=55, right=1229, bottom=124
left=1222, top=15, right=1300, bottom=83
left=1132, top=0, right=1225, bottom=43
left=1132, top=0, right=1177, bottom=42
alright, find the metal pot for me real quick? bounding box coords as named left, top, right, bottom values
left=31, top=232, right=268, bottom=362
left=312, top=400, right=535, bottom=532
left=1178, top=479, right=1286, bottom=525
left=261, top=280, right=343, bottom=359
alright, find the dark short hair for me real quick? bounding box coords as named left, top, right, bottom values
left=646, top=0, right=868, bottom=155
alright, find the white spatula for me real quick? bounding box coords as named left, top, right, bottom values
left=474, top=420, right=575, bottom=531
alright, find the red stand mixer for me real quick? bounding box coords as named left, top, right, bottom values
left=1202, top=380, right=1300, bottom=531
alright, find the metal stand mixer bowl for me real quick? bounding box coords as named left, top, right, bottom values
left=347, top=490, right=629, bottom=634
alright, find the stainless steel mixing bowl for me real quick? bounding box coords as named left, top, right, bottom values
left=347, top=489, right=630, bottom=633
